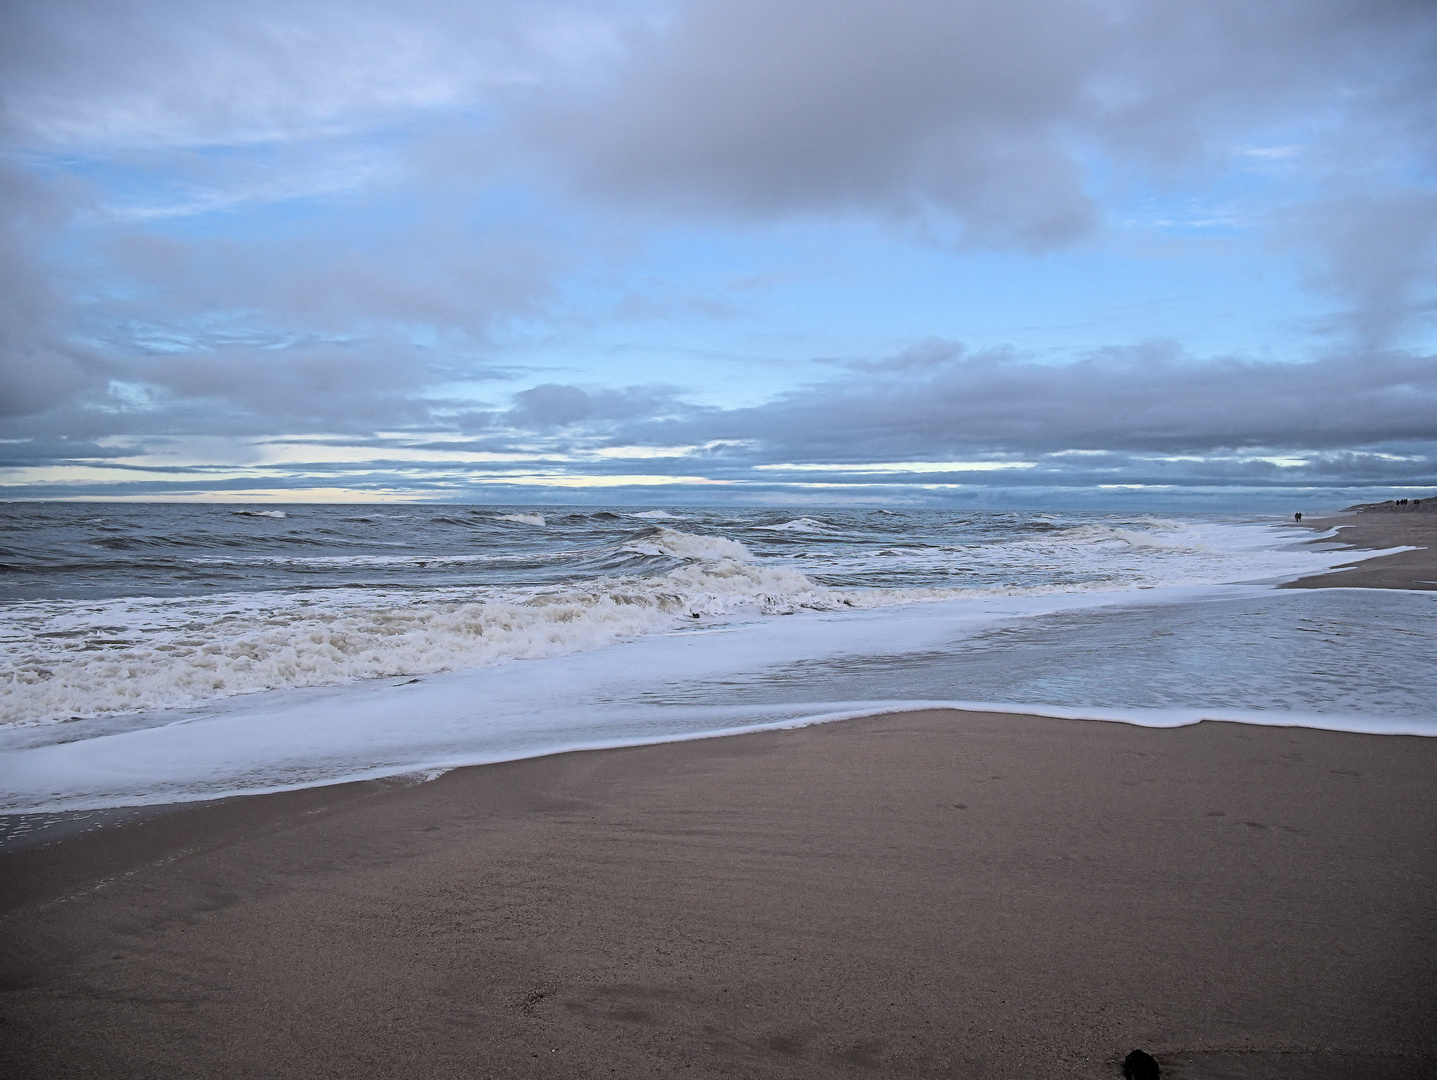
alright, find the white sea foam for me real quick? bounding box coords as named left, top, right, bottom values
left=231, top=509, right=286, bottom=519
left=495, top=512, right=546, bottom=525
left=630, top=509, right=681, bottom=519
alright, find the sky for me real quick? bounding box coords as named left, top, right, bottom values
left=1, top=0, right=1435, bottom=510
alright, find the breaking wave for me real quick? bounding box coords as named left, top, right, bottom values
left=757, top=517, right=831, bottom=533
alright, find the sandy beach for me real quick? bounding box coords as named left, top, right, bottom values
left=3, top=514, right=1435, bottom=1080
left=1282, top=500, right=1437, bottom=591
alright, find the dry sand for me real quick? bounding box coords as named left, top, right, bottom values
left=3, top=513, right=1435, bottom=1080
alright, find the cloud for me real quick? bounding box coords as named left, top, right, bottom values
left=9, top=329, right=1433, bottom=495
left=526, top=0, right=1103, bottom=247
left=136, top=341, right=441, bottom=428
left=526, top=0, right=1437, bottom=249
left=504, top=382, right=687, bottom=430
left=1291, top=190, right=1437, bottom=350
left=0, top=165, right=112, bottom=417
left=0, top=336, right=457, bottom=442
left=608, top=342, right=1437, bottom=464
left=0, top=0, right=607, bottom=150
left=509, top=383, right=592, bottom=426
left=7, top=340, right=1434, bottom=499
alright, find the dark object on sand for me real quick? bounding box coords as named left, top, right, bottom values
left=1123, top=1048, right=1161, bottom=1079
left=1294, top=512, right=1302, bottom=521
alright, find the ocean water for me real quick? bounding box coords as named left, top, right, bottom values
left=1, top=503, right=1432, bottom=813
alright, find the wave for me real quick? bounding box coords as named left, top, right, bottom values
left=231, top=509, right=287, bottom=519
left=185, top=552, right=518, bottom=569
left=756, top=517, right=830, bottom=533
left=0, top=559, right=852, bottom=725
left=1059, top=522, right=1215, bottom=553
left=623, top=527, right=752, bottom=562
left=495, top=513, right=546, bottom=526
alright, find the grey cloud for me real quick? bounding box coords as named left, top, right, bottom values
left=845, top=338, right=963, bottom=372
left=510, top=383, right=592, bottom=426
left=0, top=0, right=592, bottom=150
left=135, top=340, right=459, bottom=432
left=1291, top=191, right=1437, bottom=350
left=610, top=342, right=1437, bottom=464
left=0, top=193, right=567, bottom=433
left=0, top=93, right=565, bottom=431
left=0, top=338, right=450, bottom=443
left=529, top=0, right=1104, bottom=247
left=1089, top=1, right=1436, bottom=169
left=527, top=0, right=1436, bottom=248
left=1, top=356, right=689, bottom=450
left=94, top=212, right=560, bottom=339
left=370, top=343, right=1437, bottom=490
left=505, top=382, right=686, bottom=430
left=0, top=165, right=111, bottom=417
left=0, top=435, right=134, bottom=466
left=1296, top=449, right=1437, bottom=481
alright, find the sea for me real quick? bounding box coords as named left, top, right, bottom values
left=1, top=502, right=1434, bottom=815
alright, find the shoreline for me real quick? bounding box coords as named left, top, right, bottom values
left=6, top=693, right=1434, bottom=857
left=3, top=708, right=1435, bottom=1078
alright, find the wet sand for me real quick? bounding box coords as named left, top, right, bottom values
left=3, top=511, right=1435, bottom=1079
